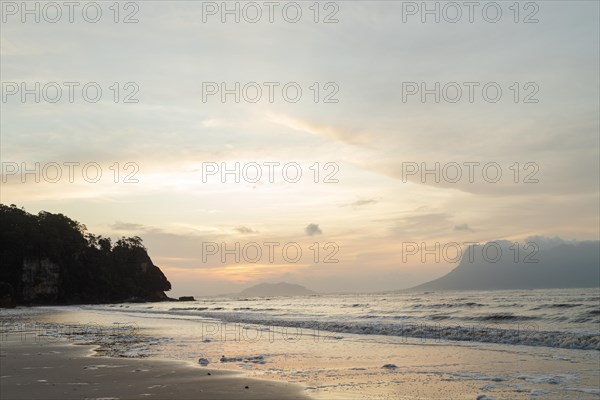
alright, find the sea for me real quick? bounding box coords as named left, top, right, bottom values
left=2, top=288, right=599, bottom=399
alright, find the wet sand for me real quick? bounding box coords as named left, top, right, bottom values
left=3, top=307, right=599, bottom=399
left=0, top=339, right=310, bottom=400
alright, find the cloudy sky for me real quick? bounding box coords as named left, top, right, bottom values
left=1, top=1, right=598, bottom=296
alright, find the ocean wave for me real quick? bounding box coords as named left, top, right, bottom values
left=470, top=313, right=538, bottom=322
left=429, top=314, right=452, bottom=321
left=539, top=303, right=583, bottom=308
left=411, top=302, right=485, bottom=309
left=170, top=310, right=600, bottom=351
left=74, top=288, right=600, bottom=352
left=170, top=307, right=209, bottom=311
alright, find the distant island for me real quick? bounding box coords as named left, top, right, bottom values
left=409, top=239, right=600, bottom=291
left=235, top=282, right=315, bottom=297
left=0, top=204, right=172, bottom=307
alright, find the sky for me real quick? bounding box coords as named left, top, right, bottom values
left=1, top=1, right=599, bottom=296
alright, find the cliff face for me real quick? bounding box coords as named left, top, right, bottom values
left=0, top=204, right=171, bottom=306
left=21, top=258, right=60, bottom=303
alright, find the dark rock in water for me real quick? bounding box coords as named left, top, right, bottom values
left=0, top=204, right=172, bottom=306
left=198, top=358, right=210, bottom=366
left=179, top=296, right=196, bottom=301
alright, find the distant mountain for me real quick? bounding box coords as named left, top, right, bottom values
left=237, top=282, right=315, bottom=297
left=409, top=240, right=600, bottom=291
left=0, top=204, right=172, bottom=307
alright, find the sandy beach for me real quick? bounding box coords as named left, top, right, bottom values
left=2, top=300, right=599, bottom=400
left=0, top=338, right=309, bottom=400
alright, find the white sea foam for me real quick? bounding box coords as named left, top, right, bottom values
left=68, top=288, right=599, bottom=351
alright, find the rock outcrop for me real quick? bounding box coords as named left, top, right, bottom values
left=0, top=204, right=172, bottom=306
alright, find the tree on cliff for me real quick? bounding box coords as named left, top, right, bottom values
left=0, top=204, right=171, bottom=305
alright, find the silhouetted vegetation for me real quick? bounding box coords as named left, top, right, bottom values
left=0, top=204, right=171, bottom=306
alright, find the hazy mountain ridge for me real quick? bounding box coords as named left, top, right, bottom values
left=236, top=282, right=315, bottom=297
left=410, top=240, right=600, bottom=291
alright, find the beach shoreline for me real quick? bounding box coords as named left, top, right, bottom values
left=2, top=294, right=599, bottom=400
left=0, top=337, right=310, bottom=400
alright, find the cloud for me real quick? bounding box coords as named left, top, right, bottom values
left=110, top=221, right=149, bottom=231
left=344, top=198, right=378, bottom=208
left=384, top=212, right=455, bottom=239
left=305, top=224, right=323, bottom=236
left=235, top=226, right=258, bottom=234
left=454, top=224, right=473, bottom=232
left=266, top=112, right=369, bottom=146
left=524, top=236, right=571, bottom=250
